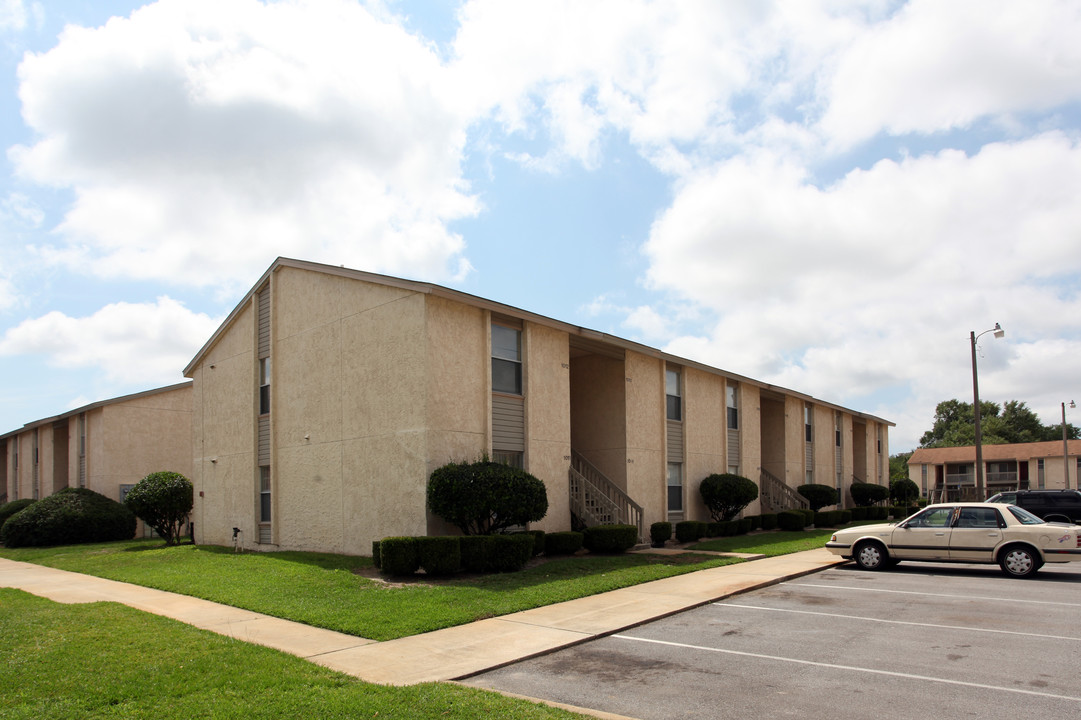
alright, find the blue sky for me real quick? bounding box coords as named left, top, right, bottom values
left=1, top=0, right=1080, bottom=452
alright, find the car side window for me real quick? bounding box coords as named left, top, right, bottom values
left=956, top=507, right=1001, bottom=529
left=907, top=507, right=953, bottom=528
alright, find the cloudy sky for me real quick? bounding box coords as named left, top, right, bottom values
left=1, top=0, right=1079, bottom=452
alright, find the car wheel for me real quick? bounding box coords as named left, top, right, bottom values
left=853, top=540, right=889, bottom=571
left=999, top=545, right=1040, bottom=578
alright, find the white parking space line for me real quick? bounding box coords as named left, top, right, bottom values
left=713, top=603, right=1081, bottom=642
left=611, top=634, right=1081, bottom=704
left=794, top=583, right=1081, bottom=608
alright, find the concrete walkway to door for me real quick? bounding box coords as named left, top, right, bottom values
left=0, top=548, right=843, bottom=686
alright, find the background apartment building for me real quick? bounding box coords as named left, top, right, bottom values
left=1, top=384, right=193, bottom=518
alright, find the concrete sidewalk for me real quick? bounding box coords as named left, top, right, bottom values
left=0, top=548, right=843, bottom=686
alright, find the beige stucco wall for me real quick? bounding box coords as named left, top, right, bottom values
left=523, top=322, right=572, bottom=533
left=192, top=299, right=257, bottom=548
left=625, top=351, right=665, bottom=528
left=684, top=367, right=725, bottom=522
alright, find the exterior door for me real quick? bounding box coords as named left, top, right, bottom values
left=948, top=506, right=1003, bottom=561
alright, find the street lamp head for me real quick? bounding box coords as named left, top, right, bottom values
left=1070, top=400, right=1077, bottom=410
left=992, top=322, right=1004, bottom=339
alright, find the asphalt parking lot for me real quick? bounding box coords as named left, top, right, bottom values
left=465, top=560, right=1081, bottom=719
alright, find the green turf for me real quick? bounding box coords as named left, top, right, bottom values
left=0, top=540, right=742, bottom=640
left=0, top=588, right=585, bottom=720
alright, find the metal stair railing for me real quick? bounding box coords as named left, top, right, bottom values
left=568, top=450, right=644, bottom=542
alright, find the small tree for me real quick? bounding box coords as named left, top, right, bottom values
left=850, top=481, right=890, bottom=507
left=890, top=478, right=920, bottom=505
left=123, top=471, right=193, bottom=546
left=699, top=473, right=759, bottom=522
left=427, top=460, right=548, bottom=535
left=797, top=483, right=838, bottom=512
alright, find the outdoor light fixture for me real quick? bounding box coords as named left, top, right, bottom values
left=971, top=323, right=1005, bottom=500
left=1064, top=400, right=1076, bottom=490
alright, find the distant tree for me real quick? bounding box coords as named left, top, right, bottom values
left=890, top=478, right=920, bottom=505
left=123, top=471, right=193, bottom=546
left=889, top=453, right=912, bottom=483
left=919, top=399, right=1078, bottom=448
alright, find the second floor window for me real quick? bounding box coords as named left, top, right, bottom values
left=666, top=369, right=681, bottom=421
left=491, top=324, right=522, bottom=395
left=259, top=358, right=271, bottom=414
left=726, top=384, right=738, bottom=430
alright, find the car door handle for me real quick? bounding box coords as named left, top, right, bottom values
left=935, top=532, right=946, bottom=536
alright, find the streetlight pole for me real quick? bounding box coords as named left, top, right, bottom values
left=1064, top=400, right=1075, bottom=490
left=971, top=323, right=1004, bottom=500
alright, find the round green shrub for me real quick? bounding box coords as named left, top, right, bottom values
left=582, top=524, right=638, bottom=553
left=649, top=521, right=672, bottom=546
left=850, top=482, right=890, bottom=507
left=544, top=531, right=583, bottom=555
left=123, top=471, right=193, bottom=545
left=797, top=483, right=838, bottom=512
left=416, top=536, right=461, bottom=576
left=776, top=509, right=807, bottom=531
left=379, top=536, right=419, bottom=576
left=700, top=473, right=759, bottom=521
left=0, top=498, right=36, bottom=532
left=0, top=488, right=135, bottom=548
left=427, top=460, right=548, bottom=535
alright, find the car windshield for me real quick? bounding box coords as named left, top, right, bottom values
left=1007, top=505, right=1045, bottom=525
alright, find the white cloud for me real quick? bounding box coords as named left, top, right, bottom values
left=0, top=0, right=37, bottom=32
left=822, top=0, right=1081, bottom=148
left=644, top=132, right=1081, bottom=449
left=0, top=296, right=221, bottom=384
left=10, top=0, right=478, bottom=289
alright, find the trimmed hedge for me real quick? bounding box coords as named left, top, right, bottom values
left=0, top=488, right=135, bottom=548
left=650, top=521, right=672, bottom=546
left=747, top=515, right=762, bottom=532
left=544, top=531, right=583, bottom=556
left=486, top=534, right=535, bottom=572
left=583, top=524, right=638, bottom=553
left=417, top=536, right=461, bottom=575
left=0, top=498, right=35, bottom=532
left=738, top=517, right=753, bottom=534
left=371, top=540, right=382, bottom=569
left=777, top=509, right=807, bottom=531
left=513, top=530, right=546, bottom=557
left=379, top=536, right=420, bottom=575
left=760, top=513, right=778, bottom=531
left=675, top=520, right=707, bottom=543
left=849, top=506, right=868, bottom=521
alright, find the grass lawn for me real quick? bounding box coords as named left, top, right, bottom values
left=0, top=588, right=586, bottom=720
left=0, top=540, right=743, bottom=640
left=688, top=521, right=883, bottom=555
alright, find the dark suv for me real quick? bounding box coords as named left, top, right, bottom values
left=986, top=489, right=1081, bottom=524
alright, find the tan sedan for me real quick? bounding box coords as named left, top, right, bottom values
left=825, top=502, right=1081, bottom=578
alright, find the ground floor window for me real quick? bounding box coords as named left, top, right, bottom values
left=667, top=463, right=683, bottom=518
left=493, top=450, right=524, bottom=469
left=258, top=466, right=272, bottom=543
